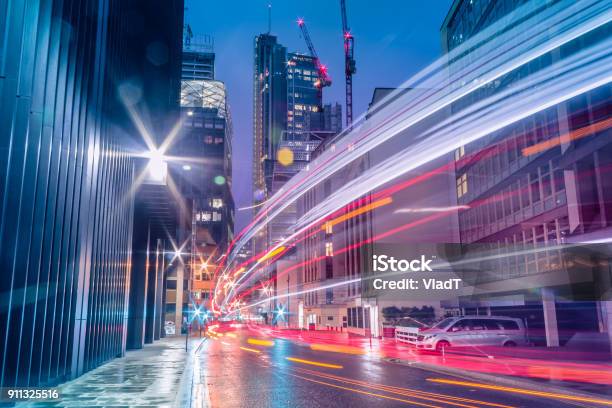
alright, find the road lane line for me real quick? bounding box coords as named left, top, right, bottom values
left=292, top=367, right=513, bottom=408
left=427, top=378, right=612, bottom=406
left=240, top=346, right=261, bottom=354
left=288, top=373, right=442, bottom=408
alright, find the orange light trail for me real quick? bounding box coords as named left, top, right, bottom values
left=285, top=357, right=343, bottom=369
left=247, top=338, right=275, bottom=347
left=321, top=197, right=392, bottom=230
left=522, top=117, right=612, bottom=156
left=257, top=246, right=287, bottom=264
left=309, top=343, right=365, bottom=355
left=426, top=378, right=612, bottom=406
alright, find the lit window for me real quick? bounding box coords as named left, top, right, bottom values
left=454, top=145, right=465, bottom=161
left=212, top=212, right=222, bottom=222
left=456, top=174, right=468, bottom=198
left=325, top=242, right=333, bottom=257
left=325, top=222, right=332, bottom=234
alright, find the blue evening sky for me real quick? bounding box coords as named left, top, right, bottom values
left=186, top=0, right=453, bottom=231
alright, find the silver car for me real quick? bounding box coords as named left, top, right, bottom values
left=415, top=316, right=527, bottom=352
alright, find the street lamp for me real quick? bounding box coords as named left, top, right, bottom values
left=145, top=149, right=167, bottom=183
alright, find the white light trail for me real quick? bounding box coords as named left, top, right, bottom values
left=216, top=0, right=612, bottom=309
left=225, top=0, right=610, bottom=267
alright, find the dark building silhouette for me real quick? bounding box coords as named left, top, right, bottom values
left=0, top=0, right=183, bottom=387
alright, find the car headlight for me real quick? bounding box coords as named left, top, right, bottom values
left=424, top=334, right=437, bottom=340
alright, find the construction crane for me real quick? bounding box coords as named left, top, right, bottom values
left=297, top=18, right=332, bottom=92
left=340, top=0, right=356, bottom=127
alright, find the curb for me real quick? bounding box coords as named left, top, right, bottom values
left=386, top=357, right=612, bottom=405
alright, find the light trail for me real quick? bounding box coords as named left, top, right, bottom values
left=222, top=0, right=610, bottom=269
left=294, top=40, right=611, bottom=233
left=247, top=338, right=275, bottom=347
left=215, top=0, right=612, bottom=310
left=227, top=0, right=575, bottom=252
left=293, top=368, right=515, bottom=408
left=309, top=344, right=365, bottom=355
left=228, top=162, right=611, bottom=311
left=426, top=378, right=612, bottom=406
left=322, top=197, right=392, bottom=230
left=522, top=116, right=612, bottom=156
left=285, top=357, right=343, bottom=369
left=287, top=373, right=442, bottom=408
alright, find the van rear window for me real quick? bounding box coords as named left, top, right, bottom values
left=497, top=320, right=519, bottom=330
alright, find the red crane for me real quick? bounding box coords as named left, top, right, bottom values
left=340, top=0, right=356, bottom=127
left=297, top=18, right=332, bottom=91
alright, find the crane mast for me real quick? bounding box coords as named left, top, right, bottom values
left=340, top=0, right=356, bottom=127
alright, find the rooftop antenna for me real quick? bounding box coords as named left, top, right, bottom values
left=267, top=3, right=272, bottom=33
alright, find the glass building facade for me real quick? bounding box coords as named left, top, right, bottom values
left=0, top=0, right=183, bottom=387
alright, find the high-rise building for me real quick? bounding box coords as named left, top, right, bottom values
left=165, top=33, right=234, bottom=327
left=182, top=33, right=215, bottom=80
left=0, top=0, right=183, bottom=387
left=253, top=34, right=288, bottom=203
left=323, top=103, right=343, bottom=136
left=287, top=53, right=323, bottom=137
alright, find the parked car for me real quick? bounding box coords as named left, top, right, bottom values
left=415, top=316, right=527, bottom=352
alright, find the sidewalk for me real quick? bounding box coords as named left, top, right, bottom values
left=19, top=336, right=201, bottom=407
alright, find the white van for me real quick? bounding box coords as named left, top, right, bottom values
left=415, top=316, right=527, bottom=352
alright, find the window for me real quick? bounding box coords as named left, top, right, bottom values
left=497, top=320, right=519, bottom=330
left=325, top=242, right=333, bottom=257
left=540, top=164, right=552, bottom=198
left=456, top=173, right=468, bottom=198
left=530, top=171, right=540, bottom=203
left=197, top=211, right=212, bottom=222
left=454, top=145, right=465, bottom=161
left=450, top=319, right=471, bottom=332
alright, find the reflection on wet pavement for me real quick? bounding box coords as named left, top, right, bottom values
left=18, top=337, right=195, bottom=407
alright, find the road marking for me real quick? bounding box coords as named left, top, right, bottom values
left=240, top=346, right=261, bottom=354
left=293, top=367, right=513, bottom=408
left=288, top=373, right=441, bottom=408
left=285, top=357, right=343, bottom=369
left=427, top=378, right=612, bottom=406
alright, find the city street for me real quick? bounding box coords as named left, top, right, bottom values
left=20, top=328, right=611, bottom=407
left=2, top=0, right=611, bottom=406
left=200, top=331, right=604, bottom=408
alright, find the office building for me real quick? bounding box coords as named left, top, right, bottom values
left=0, top=0, right=183, bottom=387
left=442, top=0, right=612, bottom=348
left=253, top=34, right=288, bottom=203
left=287, top=53, right=323, bottom=137
left=164, top=34, right=234, bottom=328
